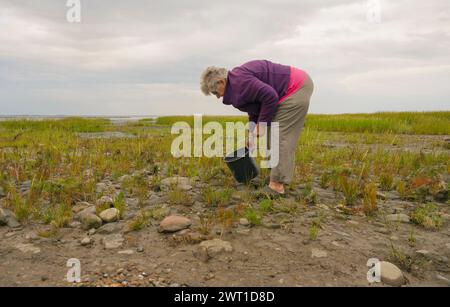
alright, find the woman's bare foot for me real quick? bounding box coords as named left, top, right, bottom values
left=269, top=181, right=285, bottom=194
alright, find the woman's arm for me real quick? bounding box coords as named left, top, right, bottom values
left=241, top=77, right=279, bottom=125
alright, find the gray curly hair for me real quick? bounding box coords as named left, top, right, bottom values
left=200, top=66, right=228, bottom=95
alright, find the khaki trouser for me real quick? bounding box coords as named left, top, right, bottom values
left=268, top=74, right=314, bottom=184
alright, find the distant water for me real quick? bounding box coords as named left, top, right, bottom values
left=0, top=115, right=158, bottom=123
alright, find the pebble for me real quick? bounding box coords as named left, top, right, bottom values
left=239, top=218, right=250, bottom=226
left=25, top=232, right=40, bottom=242
left=118, top=249, right=134, bottom=255
left=81, top=237, right=92, bottom=246
left=97, top=195, right=114, bottom=206
left=311, top=248, right=328, bottom=258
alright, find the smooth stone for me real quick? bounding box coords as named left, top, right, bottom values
left=158, top=215, right=192, bottom=233
left=99, top=208, right=120, bottom=223
left=311, top=248, right=328, bottom=258
left=235, top=229, right=251, bottom=236
left=239, top=218, right=250, bottom=226
left=196, top=239, right=233, bottom=260
left=102, top=234, right=125, bottom=249
left=25, top=232, right=40, bottom=242
left=380, top=261, right=405, bottom=287
left=81, top=237, right=92, bottom=246
left=118, top=249, right=134, bottom=255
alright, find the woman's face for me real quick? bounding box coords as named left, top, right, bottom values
left=211, top=79, right=226, bottom=98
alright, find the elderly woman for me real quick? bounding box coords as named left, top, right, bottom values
left=200, top=59, right=314, bottom=197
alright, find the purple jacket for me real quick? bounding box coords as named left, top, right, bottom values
left=222, top=60, right=290, bottom=124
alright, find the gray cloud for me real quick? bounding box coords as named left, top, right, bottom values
left=0, top=0, right=449, bottom=115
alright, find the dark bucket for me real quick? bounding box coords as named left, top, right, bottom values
left=224, top=147, right=259, bottom=184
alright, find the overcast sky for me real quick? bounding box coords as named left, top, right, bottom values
left=0, top=0, right=449, bottom=116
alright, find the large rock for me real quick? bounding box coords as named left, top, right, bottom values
left=97, top=222, right=123, bottom=234
left=386, top=214, right=410, bottom=223
left=196, top=239, right=233, bottom=260
left=380, top=261, right=405, bottom=287
left=102, top=234, right=124, bottom=249
left=80, top=213, right=102, bottom=230
left=99, top=208, right=120, bottom=223
left=161, top=176, right=192, bottom=191
left=75, top=206, right=96, bottom=219
left=0, top=208, right=21, bottom=228
left=158, top=215, right=191, bottom=233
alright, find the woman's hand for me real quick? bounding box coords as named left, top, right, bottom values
left=253, top=122, right=266, bottom=137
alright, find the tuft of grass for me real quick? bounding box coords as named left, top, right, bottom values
left=363, top=182, right=378, bottom=216
left=197, top=213, right=215, bottom=235
left=389, top=242, right=415, bottom=272
left=408, top=227, right=416, bottom=247
left=128, top=211, right=150, bottom=231
left=113, top=192, right=126, bottom=218
left=168, top=187, right=192, bottom=205
left=244, top=207, right=262, bottom=226
left=302, top=183, right=317, bottom=204
left=379, top=172, right=394, bottom=191
left=202, top=187, right=232, bottom=207
left=42, top=204, right=72, bottom=228
left=309, top=221, right=319, bottom=240
left=339, top=175, right=360, bottom=206
left=258, top=199, right=273, bottom=212
left=410, top=203, right=444, bottom=230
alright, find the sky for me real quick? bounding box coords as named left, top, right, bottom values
left=0, top=0, right=449, bottom=116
